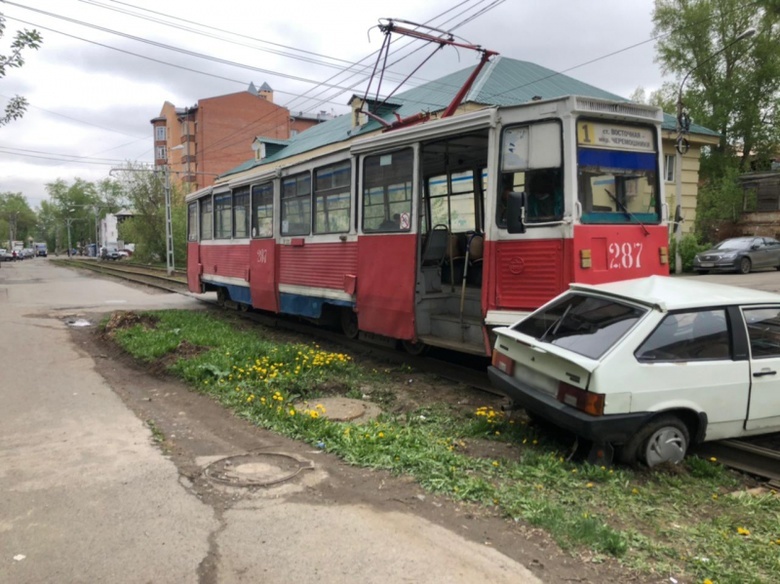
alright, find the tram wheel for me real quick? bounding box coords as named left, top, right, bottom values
left=239, top=302, right=250, bottom=313
left=401, top=339, right=428, bottom=356
left=340, top=308, right=359, bottom=339
left=216, top=288, right=228, bottom=307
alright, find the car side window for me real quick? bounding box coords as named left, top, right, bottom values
left=743, top=307, right=780, bottom=358
left=636, top=309, right=730, bottom=362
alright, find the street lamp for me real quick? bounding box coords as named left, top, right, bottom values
left=674, top=27, right=756, bottom=274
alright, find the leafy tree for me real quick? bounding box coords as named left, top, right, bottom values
left=112, top=163, right=186, bottom=265
left=44, top=177, right=124, bottom=253
left=0, top=192, right=36, bottom=246
left=653, top=0, right=780, bottom=176
left=694, top=162, right=754, bottom=243
left=0, top=14, right=42, bottom=127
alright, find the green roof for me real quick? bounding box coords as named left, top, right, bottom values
left=221, top=56, right=718, bottom=179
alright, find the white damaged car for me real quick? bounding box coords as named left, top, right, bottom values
left=488, top=276, right=780, bottom=467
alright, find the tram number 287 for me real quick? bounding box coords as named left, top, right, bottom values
left=608, top=242, right=643, bottom=269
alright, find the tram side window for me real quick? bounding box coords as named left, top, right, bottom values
left=427, top=171, right=479, bottom=233
left=233, top=187, right=250, bottom=238
left=314, top=161, right=351, bottom=234
left=281, top=172, right=311, bottom=236
left=187, top=202, right=198, bottom=241
left=252, top=182, right=273, bottom=238
left=200, top=199, right=213, bottom=240
left=362, top=148, right=413, bottom=232
left=214, top=193, right=232, bottom=239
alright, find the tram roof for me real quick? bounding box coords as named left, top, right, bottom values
left=218, top=56, right=719, bottom=182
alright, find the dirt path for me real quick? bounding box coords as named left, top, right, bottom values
left=70, top=315, right=649, bottom=584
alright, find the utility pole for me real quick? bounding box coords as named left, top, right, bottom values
left=164, top=166, right=175, bottom=275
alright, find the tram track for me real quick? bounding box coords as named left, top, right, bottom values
left=57, top=258, right=780, bottom=483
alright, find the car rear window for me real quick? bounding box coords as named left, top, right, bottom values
left=512, top=293, right=647, bottom=359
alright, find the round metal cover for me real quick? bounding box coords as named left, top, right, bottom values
left=204, top=452, right=313, bottom=487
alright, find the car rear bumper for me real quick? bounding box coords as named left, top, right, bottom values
left=487, top=366, right=653, bottom=444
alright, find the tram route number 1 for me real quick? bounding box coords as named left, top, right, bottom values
left=608, top=242, right=642, bottom=269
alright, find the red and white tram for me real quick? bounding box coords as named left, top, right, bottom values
left=186, top=95, right=669, bottom=356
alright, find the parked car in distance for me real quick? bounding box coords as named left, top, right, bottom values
left=488, top=275, right=780, bottom=468
left=693, top=236, right=780, bottom=274
left=100, top=247, right=122, bottom=260
left=0, top=248, right=10, bottom=262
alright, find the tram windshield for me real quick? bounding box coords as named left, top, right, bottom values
left=576, top=121, right=659, bottom=224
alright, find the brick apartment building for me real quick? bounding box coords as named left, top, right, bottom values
left=151, top=82, right=329, bottom=193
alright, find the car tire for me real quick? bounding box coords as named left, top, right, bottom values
left=619, top=415, right=690, bottom=467
left=738, top=257, right=751, bottom=274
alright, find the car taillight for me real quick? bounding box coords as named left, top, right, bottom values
left=491, top=350, right=515, bottom=376
left=557, top=382, right=604, bottom=416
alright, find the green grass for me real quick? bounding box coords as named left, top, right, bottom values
left=108, top=309, right=780, bottom=584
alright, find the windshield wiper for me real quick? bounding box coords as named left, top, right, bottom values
left=604, top=188, right=649, bottom=236
left=541, top=304, right=572, bottom=342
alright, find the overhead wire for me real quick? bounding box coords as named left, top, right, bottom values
left=3, top=0, right=752, bottom=178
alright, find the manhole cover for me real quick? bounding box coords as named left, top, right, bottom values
left=204, top=452, right=313, bottom=487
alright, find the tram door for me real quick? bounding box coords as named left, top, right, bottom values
left=186, top=201, right=203, bottom=293
left=356, top=148, right=417, bottom=340
left=248, top=182, right=279, bottom=312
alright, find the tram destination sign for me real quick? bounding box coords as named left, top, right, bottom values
left=577, top=121, right=654, bottom=152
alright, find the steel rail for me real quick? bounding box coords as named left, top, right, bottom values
left=57, top=259, right=780, bottom=482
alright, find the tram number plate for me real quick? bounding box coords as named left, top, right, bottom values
left=608, top=242, right=643, bottom=269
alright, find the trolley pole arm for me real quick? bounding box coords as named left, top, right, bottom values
left=375, top=19, right=498, bottom=131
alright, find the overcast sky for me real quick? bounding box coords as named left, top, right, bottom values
left=0, top=0, right=668, bottom=208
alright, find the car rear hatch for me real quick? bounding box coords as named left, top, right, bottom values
left=494, top=327, right=596, bottom=395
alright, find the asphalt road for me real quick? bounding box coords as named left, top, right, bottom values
left=0, top=259, right=542, bottom=584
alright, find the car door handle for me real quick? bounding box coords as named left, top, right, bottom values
left=753, top=369, right=777, bottom=377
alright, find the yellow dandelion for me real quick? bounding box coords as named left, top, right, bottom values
left=586, top=483, right=594, bottom=488
left=571, top=469, right=577, bottom=474
left=492, top=460, right=500, bottom=467
left=632, top=488, right=639, bottom=495
left=709, top=457, right=718, bottom=462
left=737, top=527, right=750, bottom=536
left=378, top=432, right=385, bottom=438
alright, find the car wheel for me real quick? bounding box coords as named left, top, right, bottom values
left=738, top=257, right=751, bottom=274
left=619, top=415, right=690, bottom=467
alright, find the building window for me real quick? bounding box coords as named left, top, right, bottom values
left=155, top=146, right=167, bottom=160
left=233, top=187, right=250, bottom=238
left=214, top=193, right=232, bottom=239
left=665, top=154, right=675, bottom=182
left=155, top=126, right=166, bottom=141
left=252, top=182, right=274, bottom=238
left=314, top=161, right=351, bottom=234
left=281, top=172, right=311, bottom=236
